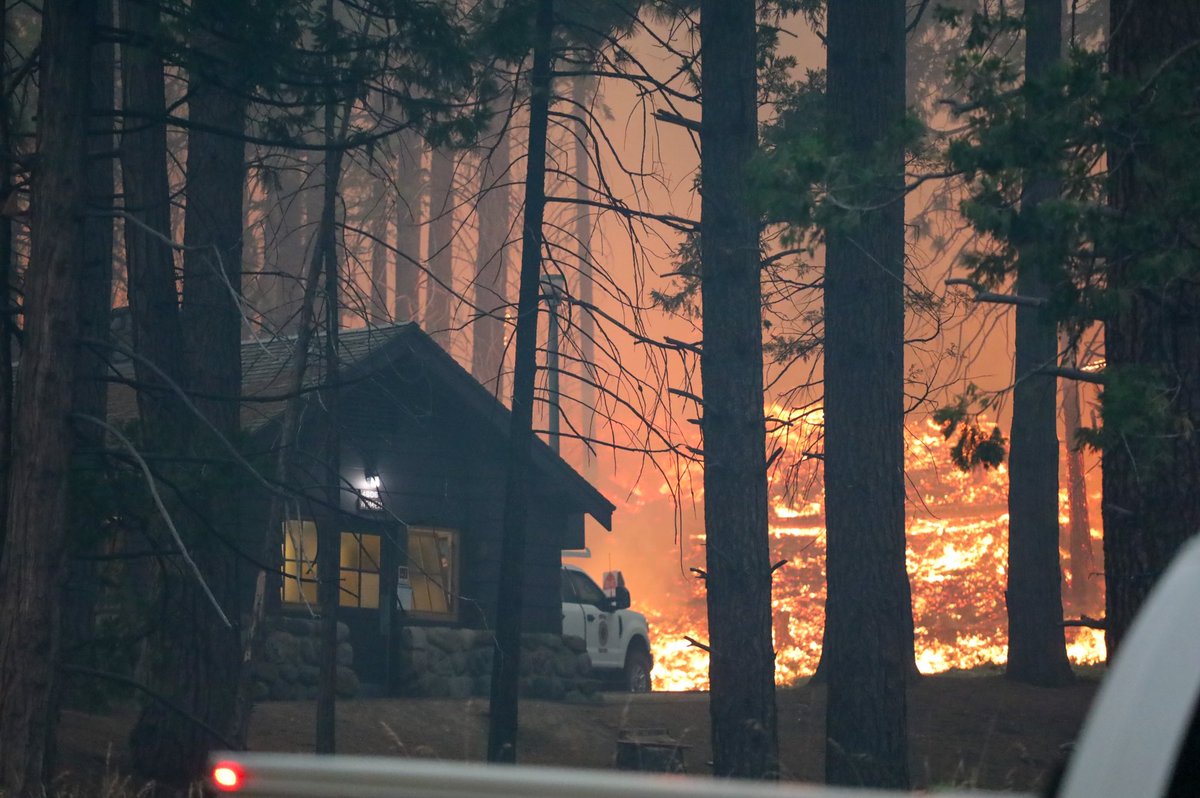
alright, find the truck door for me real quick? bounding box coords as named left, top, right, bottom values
left=560, top=569, right=587, bottom=642
left=566, top=569, right=620, bottom=669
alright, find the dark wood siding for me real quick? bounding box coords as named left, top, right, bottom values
left=336, top=367, right=574, bottom=634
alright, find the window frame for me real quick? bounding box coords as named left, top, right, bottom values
left=404, top=525, right=460, bottom=622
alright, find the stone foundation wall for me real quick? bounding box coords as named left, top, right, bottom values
left=398, top=627, right=602, bottom=703
left=250, top=616, right=360, bottom=701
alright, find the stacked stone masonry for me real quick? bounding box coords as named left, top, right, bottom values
left=398, top=627, right=604, bottom=703
left=250, top=616, right=359, bottom=702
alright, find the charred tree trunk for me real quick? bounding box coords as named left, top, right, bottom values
left=822, top=0, right=913, bottom=787
left=1006, top=0, right=1075, bottom=687
left=486, top=0, right=553, bottom=764
left=425, top=147, right=455, bottom=348
left=0, top=0, right=94, bottom=791
left=127, top=1, right=251, bottom=779
left=1103, top=0, right=1200, bottom=654
left=698, top=0, right=778, bottom=780
left=1060, top=339, right=1095, bottom=611
left=393, top=129, right=423, bottom=323
left=471, top=103, right=511, bottom=394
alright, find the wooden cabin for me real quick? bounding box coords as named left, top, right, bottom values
left=111, top=322, right=614, bottom=690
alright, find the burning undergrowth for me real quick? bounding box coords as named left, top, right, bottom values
left=635, top=416, right=1105, bottom=691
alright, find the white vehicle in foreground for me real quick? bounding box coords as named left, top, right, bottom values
left=561, top=564, right=653, bottom=693
left=208, top=537, right=1200, bottom=798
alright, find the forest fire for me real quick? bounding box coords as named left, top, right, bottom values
left=636, top=417, right=1106, bottom=691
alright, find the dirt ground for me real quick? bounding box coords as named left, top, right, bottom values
left=56, top=672, right=1098, bottom=793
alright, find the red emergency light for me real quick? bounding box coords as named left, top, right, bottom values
left=210, top=761, right=244, bottom=792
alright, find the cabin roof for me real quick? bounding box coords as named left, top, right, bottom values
left=106, top=322, right=614, bottom=530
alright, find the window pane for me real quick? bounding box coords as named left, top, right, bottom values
left=361, top=535, right=381, bottom=572
left=360, top=573, right=380, bottom=609
left=569, top=571, right=606, bottom=606
left=341, top=571, right=361, bottom=607
left=339, top=533, right=358, bottom=569
left=282, top=520, right=318, bottom=605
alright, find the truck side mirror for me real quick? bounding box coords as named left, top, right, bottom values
left=615, top=585, right=631, bottom=610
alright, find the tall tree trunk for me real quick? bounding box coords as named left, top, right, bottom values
left=316, top=87, right=342, bottom=755
left=485, top=0, right=553, bottom=763
left=60, top=0, right=116, bottom=705
left=181, top=19, right=246, bottom=460
left=1006, top=0, right=1074, bottom=687
left=471, top=104, right=511, bottom=393
left=118, top=0, right=188, bottom=440
left=303, top=141, right=327, bottom=323
left=823, top=0, right=913, bottom=787
left=698, top=0, right=778, bottom=780
left=393, top=129, right=423, bottom=323
left=572, top=75, right=596, bottom=472
left=264, top=152, right=308, bottom=332
left=118, top=7, right=195, bottom=776
left=425, top=147, right=455, bottom=348
left=1103, top=0, right=1200, bottom=654
left=128, top=1, right=250, bottom=778
left=0, top=0, right=94, bottom=791
left=1060, top=337, right=1095, bottom=611
left=236, top=133, right=344, bottom=742
left=0, top=0, right=14, bottom=561
left=368, top=173, right=389, bottom=325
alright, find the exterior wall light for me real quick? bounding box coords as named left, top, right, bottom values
left=358, top=468, right=384, bottom=512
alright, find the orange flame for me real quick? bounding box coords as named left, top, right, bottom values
left=644, top=415, right=1105, bottom=691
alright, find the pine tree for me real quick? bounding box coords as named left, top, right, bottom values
left=822, top=0, right=913, bottom=786
left=699, top=0, right=779, bottom=779
left=1005, top=0, right=1075, bottom=687
left=0, top=0, right=95, bottom=791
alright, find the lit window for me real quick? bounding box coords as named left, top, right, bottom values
left=280, top=523, right=381, bottom=610
left=282, top=520, right=318, bottom=605
left=406, top=526, right=458, bottom=620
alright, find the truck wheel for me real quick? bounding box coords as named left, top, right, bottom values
left=624, top=649, right=652, bottom=693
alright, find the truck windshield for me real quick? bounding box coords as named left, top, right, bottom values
left=565, top=570, right=607, bottom=606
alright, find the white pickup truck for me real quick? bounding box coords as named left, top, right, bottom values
left=561, top=564, right=653, bottom=692
left=207, top=537, right=1200, bottom=797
